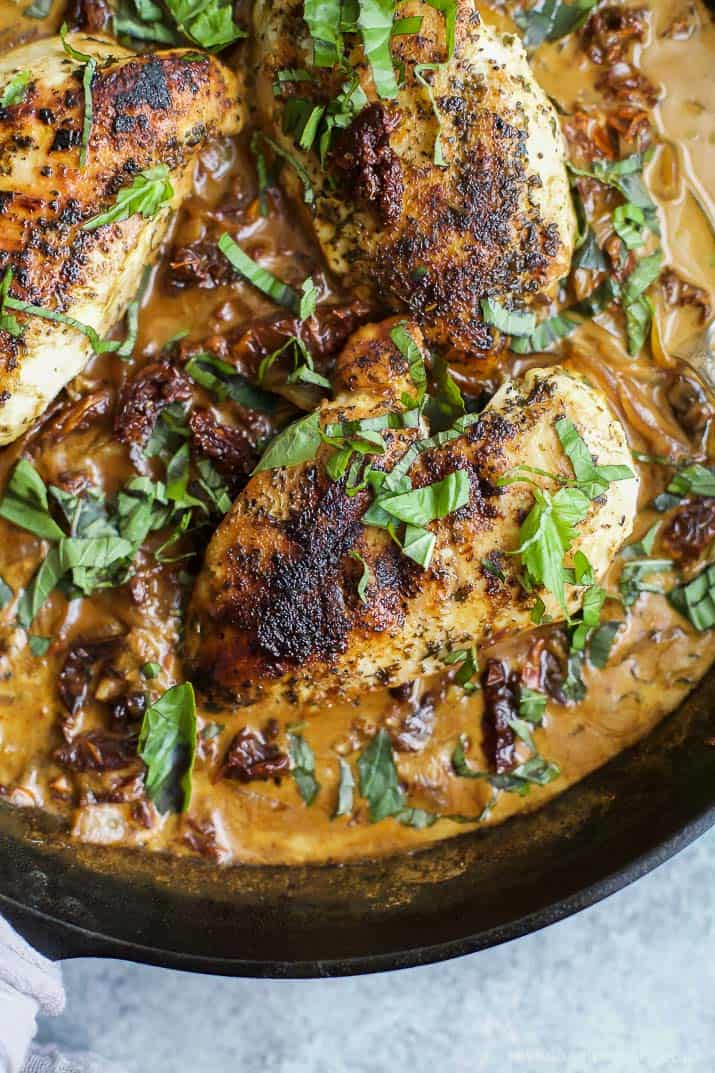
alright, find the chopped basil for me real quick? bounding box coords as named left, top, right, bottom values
left=392, top=15, right=423, bottom=35
left=668, top=564, right=715, bottom=631
left=218, top=233, right=301, bottom=313
left=138, top=682, right=197, bottom=813
left=621, top=520, right=659, bottom=560
left=349, top=550, right=372, bottom=604
left=117, top=266, right=152, bottom=360
left=414, top=64, right=447, bottom=168
left=304, top=0, right=343, bottom=66
left=59, top=24, right=95, bottom=168
left=23, top=0, right=52, bottom=16
left=621, top=249, right=662, bottom=355
left=425, top=0, right=456, bottom=55
left=357, top=728, right=404, bottom=821
left=513, top=486, right=591, bottom=611
left=333, top=757, right=355, bottom=818
left=481, top=299, right=536, bottom=337
left=588, top=620, right=621, bottom=667
left=358, top=0, right=399, bottom=100
left=390, top=321, right=427, bottom=402
left=165, top=0, right=244, bottom=49
left=442, top=646, right=478, bottom=692
left=509, top=312, right=579, bottom=355
left=0, top=460, right=66, bottom=542
left=0, top=267, right=123, bottom=354
left=377, top=470, right=469, bottom=526
left=28, top=635, right=51, bottom=656
left=83, top=166, right=174, bottom=231
left=514, top=0, right=597, bottom=47
left=570, top=277, right=619, bottom=318
left=114, top=0, right=184, bottom=45
left=0, top=575, right=12, bottom=609
left=451, top=735, right=560, bottom=794
left=569, top=584, right=606, bottom=651
left=1, top=70, right=31, bottom=107
left=613, top=203, right=646, bottom=250
left=619, top=558, right=672, bottom=606
left=425, top=353, right=466, bottom=431
left=255, top=131, right=315, bottom=207
left=572, top=228, right=608, bottom=272
left=668, top=464, right=715, bottom=498
left=555, top=418, right=635, bottom=499
left=288, top=733, right=320, bottom=804
left=519, top=686, right=547, bottom=723
left=562, top=649, right=586, bottom=702
left=400, top=524, right=436, bottom=568
left=186, top=352, right=279, bottom=412
left=253, top=411, right=322, bottom=473
left=396, top=807, right=438, bottom=829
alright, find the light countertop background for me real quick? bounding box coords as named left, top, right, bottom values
left=37, top=827, right=715, bottom=1072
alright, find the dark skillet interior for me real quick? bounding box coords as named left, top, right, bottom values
left=1, top=663, right=714, bottom=977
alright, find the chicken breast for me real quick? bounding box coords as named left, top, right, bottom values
left=186, top=319, right=637, bottom=707
left=0, top=33, right=243, bottom=445
left=253, top=0, right=575, bottom=362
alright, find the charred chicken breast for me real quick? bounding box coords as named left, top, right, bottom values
left=253, top=0, right=575, bottom=361
left=0, top=33, right=242, bottom=445
left=187, top=319, right=637, bottom=707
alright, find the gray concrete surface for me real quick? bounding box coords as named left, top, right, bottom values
left=37, top=827, right=715, bottom=1072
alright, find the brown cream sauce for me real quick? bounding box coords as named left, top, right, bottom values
left=0, top=0, right=714, bottom=864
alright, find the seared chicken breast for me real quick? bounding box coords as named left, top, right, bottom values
left=187, top=319, right=637, bottom=707
left=0, top=33, right=243, bottom=445
left=253, top=0, right=575, bottom=360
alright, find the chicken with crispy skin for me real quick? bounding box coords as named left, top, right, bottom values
left=0, top=33, right=243, bottom=445
left=186, top=319, right=637, bottom=707
left=253, top=0, right=575, bottom=363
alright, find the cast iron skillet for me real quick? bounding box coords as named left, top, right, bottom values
left=1, top=662, right=714, bottom=977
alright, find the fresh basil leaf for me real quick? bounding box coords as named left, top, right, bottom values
left=519, top=686, right=547, bottom=723
left=555, top=417, right=635, bottom=499
left=59, top=24, right=95, bottom=167
left=117, top=265, right=152, bottom=360
left=83, top=166, right=173, bottom=231
left=288, top=732, right=320, bottom=804
left=613, top=202, right=646, bottom=250
left=138, top=682, right=197, bottom=813
left=400, top=524, right=436, bottom=568
left=414, top=63, right=447, bottom=167
left=304, top=0, right=343, bottom=66
left=28, top=634, right=51, bottom=656
left=443, top=646, right=478, bottom=692
left=142, top=661, right=161, bottom=679
left=622, top=249, right=662, bottom=311
left=116, top=476, right=170, bottom=545
left=562, top=648, right=586, bottom=702
left=515, top=0, right=596, bottom=46
left=0, top=267, right=122, bottom=354
left=390, top=321, right=427, bottom=402
left=1, top=70, right=31, bottom=107
left=572, top=228, right=608, bottom=272
left=619, top=558, right=672, bottom=606
left=253, top=411, right=322, bottom=473
left=0, top=460, right=66, bottom=542
left=621, top=520, right=659, bottom=560
left=425, top=0, right=456, bottom=55
left=378, top=470, right=469, bottom=526
left=451, top=735, right=560, bottom=792
left=668, top=564, right=715, bottom=631
left=255, top=131, right=315, bottom=207
left=325, top=409, right=420, bottom=440
left=358, top=0, right=399, bottom=99
left=299, top=277, right=319, bottom=321
left=481, top=298, right=536, bottom=336
left=396, top=806, right=439, bottom=828
left=624, top=292, right=653, bottom=356
left=165, top=0, right=244, bottom=48
left=570, top=583, right=606, bottom=650
left=357, top=728, right=404, bottom=821
left=510, top=312, right=579, bottom=354
left=24, top=0, right=52, bottom=16
left=668, top=464, right=715, bottom=498
left=195, top=458, right=232, bottom=516
left=392, top=14, right=423, bottom=34
left=334, top=757, right=355, bottom=817
left=514, top=486, right=591, bottom=610
left=50, top=485, right=116, bottom=539
left=186, top=352, right=278, bottom=412
left=0, top=575, right=12, bottom=609
left=218, top=233, right=301, bottom=313
left=349, top=550, right=372, bottom=604
left=588, top=620, right=621, bottom=667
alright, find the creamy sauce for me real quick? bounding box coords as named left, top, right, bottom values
left=0, top=0, right=714, bottom=864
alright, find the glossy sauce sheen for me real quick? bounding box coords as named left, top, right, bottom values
left=0, top=0, right=714, bottom=864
